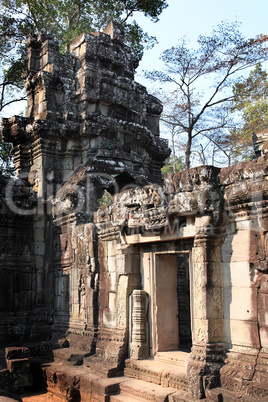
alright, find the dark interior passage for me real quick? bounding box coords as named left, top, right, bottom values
left=177, top=254, right=192, bottom=351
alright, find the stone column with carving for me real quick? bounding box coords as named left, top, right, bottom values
left=129, top=289, right=149, bottom=360
left=182, top=167, right=226, bottom=399
left=187, top=234, right=226, bottom=399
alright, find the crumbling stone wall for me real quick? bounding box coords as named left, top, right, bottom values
left=1, top=22, right=169, bottom=352
left=94, top=149, right=268, bottom=398
left=0, top=175, right=52, bottom=345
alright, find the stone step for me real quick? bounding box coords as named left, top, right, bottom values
left=154, top=351, right=188, bottom=368
left=5, top=347, right=29, bottom=361
left=0, top=388, right=22, bottom=402
left=111, top=377, right=179, bottom=401
left=206, top=387, right=263, bottom=401
left=83, top=355, right=122, bottom=377
left=124, top=358, right=187, bottom=392
left=154, top=350, right=190, bottom=367
left=40, top=359, right=195, bottom=401
left=110, top=393, right=145, bottom=401
left=167, top=390, right=200, bottom=401
left=43, top=361, right=124, bottom=401
left=53, top=347, right=91, bottom=365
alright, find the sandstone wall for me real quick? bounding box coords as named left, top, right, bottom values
left=218, top=157, right=268, bottom=397
left=0, top=175, right=52, bottom=345
left=0, top=22, right=267, bottom=399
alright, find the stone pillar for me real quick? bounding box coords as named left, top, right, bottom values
left=129, top=289, right=149, bottom=360
left=187, top=233, right=225, bottom=399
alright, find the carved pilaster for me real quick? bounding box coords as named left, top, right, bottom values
left=187, top=235, right=226, bottom=399
left=129, top=289, right=149, bottom=360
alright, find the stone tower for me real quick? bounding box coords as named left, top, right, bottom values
left=2, top=22, right=170, bottom=206
left=1, top=22, right=170, bottom=351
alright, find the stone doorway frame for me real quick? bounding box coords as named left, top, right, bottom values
left=141, top=250, right=193, bottom=357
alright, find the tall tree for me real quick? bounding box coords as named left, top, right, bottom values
left=230, top=63, right=268, bottom=160
left=147, top=22, right=268, bottom=169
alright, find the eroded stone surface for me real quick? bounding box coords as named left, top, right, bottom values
left=0, top=22, right=268, bottom=401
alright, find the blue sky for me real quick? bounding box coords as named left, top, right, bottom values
left=135, top=0, right=268, bottom=83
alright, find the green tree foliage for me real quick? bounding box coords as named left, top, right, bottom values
left=147, top=22, right=268, bottom=168
left=161, top=154, right=185, bottom=176
left=0, top=0, right=168, bottom=107
left=98, top=189, right=113, bottom=207
left=230, top=64, right=268, bottom=160
left=0, top=142, right=15, bottom=175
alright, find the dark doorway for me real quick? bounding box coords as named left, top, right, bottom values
left=177, top=254, right=192, bottom=351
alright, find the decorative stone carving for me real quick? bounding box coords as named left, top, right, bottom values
left=78, top=274, right=87, bottom=321
left=0, top=20, right=268, bottom=402
left=253, top=130, right=268, bottom=158
left=129, top=289, right=149, bottom=360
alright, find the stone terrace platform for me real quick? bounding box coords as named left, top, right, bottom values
left=26, top=353, right=262, bottom=401
left=1, top=345, right=262, bottom=401
left=33, top=353, right=197, bottom=402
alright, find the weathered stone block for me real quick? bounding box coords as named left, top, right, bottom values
left=90, top=376, right=120, bottom=401
left=109, top=272, right=117, bottom=292
left=103, top=310, right=116, bottom=327
left=193, top=319, right=209, bottom=344
left=221, top=261, right=254, bottom=288
left=107, top=240, right=117, bottom=257
left=99, top=289, right=108, bottom=310
left=6, top=358, right=30, bottom=373
left=258, top=291, right=268, bottom=309
left=107, top=256, right=116, bottom=273
left=258, top=293, right=268, bottom=326
left=207, top=262, right=221, bottom=287
left=259, top=326, right=268, bottom=348
left=206, top=287, right=222, bottom=319
left=125, top=253, right=141, bottom=275
left=72, top=303, right=80, bottom=318
left=224, top=319, right=260, bottom=348
left=260, top=274, right=268, bottom=293
left=226, top=230, right=251, bottom=263
left=208, top=320, right=224, bottom=343
left=193, top=283, right=207, bottom=319
left=5, top=347, right=29, bottom=361
left=108, top=292, right=116, bottom=313
left=223, top=287, right=257, bottom=321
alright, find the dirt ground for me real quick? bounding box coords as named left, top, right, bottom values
left=21, top=391, right=66, bottom=401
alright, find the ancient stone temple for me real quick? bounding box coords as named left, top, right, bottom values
left=0, top=22, right=267, bottom=401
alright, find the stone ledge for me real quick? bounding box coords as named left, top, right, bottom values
left=5, top=348, right=29, bottom=361
left=43, top=362, right=127, bottom=401
left=117, top=377, right=179, bottom=401
left=206, top=386, right=260, bottom=401
left=83, top=355, right=123, bottom=377
left=0, top=388, right=22, bottom=401
left=124, top=358, right=187, bottom=391
left=53, top=347, right=91, bottom=365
